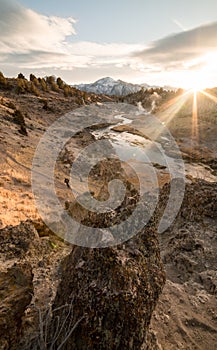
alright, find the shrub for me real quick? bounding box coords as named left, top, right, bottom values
left=51, top=82, right=59, bottom=92
left=16, top=79, right=26, bottom=94
left=57, top=77, right=64, bottom=89
left=41, top=99, right=53, bottom=112
left=0, top=71, right=8, bottom=88
left=30, top=73, right=37, bottom=82
left=6, top=101, right=16, bottom=110
left=13, top=109, right=28, bottom=136
left=42, top=99, right=49, bottom=110
left=63, top=86, right=73, bottom=97
left=46, top=75, right=56, bottom=85
left=30, top=82, right=40, bottom=96
left=40, top=78, right=48, bottom=92
left=17, top=73, right=25, bottom=79
left=13, top=109, right=25, bottom=124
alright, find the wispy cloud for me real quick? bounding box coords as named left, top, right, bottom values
left=0, top=0, right=143, bottom=72
left=1, top=0, right=217, bottom=86
left=172, top=19, right=186, bottom=32
left=133, top=21, right=217, bottom=70
left=0, top=0, right=76, bottom=55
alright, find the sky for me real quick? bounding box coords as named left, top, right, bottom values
left=1, top=0, right=217, bottom=87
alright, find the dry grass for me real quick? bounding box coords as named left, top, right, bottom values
left=0, top=165, right=39, bottom=227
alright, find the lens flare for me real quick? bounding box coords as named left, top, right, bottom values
left=157, top=90, right=190, bottom=126
left=201, top=89, right=217, bottom=104
left=192, top=91, right=199, bottom=143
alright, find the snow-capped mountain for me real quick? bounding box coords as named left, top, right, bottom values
left=74, top=77, right=150, bottom=96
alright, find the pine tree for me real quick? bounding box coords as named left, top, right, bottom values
left=51, top=82, right=59, bottom=92
left=16, top=79, right=26, bottom=94
left=30, top=73, right=36, bottom=82
left=30, top=82, right=40, bottom=96
left=0, top=72, right=7, bottom=88
left=30, top=74, right=40, bottom=86
left=17, top=73, right=25, bottom=80
left=46, top=75, right=56, bottom=85
left=40, top=78, right=48, bottom=92
left=57, top=77, right=64, bottom=89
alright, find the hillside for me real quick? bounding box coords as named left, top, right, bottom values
left=0, top=73, right=216, bottom=349
left=122, top=87, right=217, bottom=170
left=0, top=72, right=113, bottom=228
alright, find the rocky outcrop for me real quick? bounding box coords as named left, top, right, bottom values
left=48, top=163, right=165, bottom=349
left=49, top=232, right=165, bottom=350
left=0, top=263, right=33, bottom=350
left=48, top=178, right=217, bottom=350
left=0, top=221, right=71, bottom=350
left=160, top=180, right=217, bottom=287
left=0, top=221, right=40, bottom=260
left=150, top=180, right=217, bottom=350
left=0, top=222, right=39, bottom=350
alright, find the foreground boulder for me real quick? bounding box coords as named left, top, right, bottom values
left=46, top=156, right=165, bottom=349
left=0, top=221, right=70, bottom=350
left=0, top=263, right=33, bottom=350
left=48, top=224, right=165, bottom=349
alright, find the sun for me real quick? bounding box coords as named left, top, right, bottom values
left=182, top=52, right=217, bottom=91
left=180, top=71, right=208, bottom=92
left=191, top=81, right=206, bottom=92
left=183, top=75, right=208, bottom=92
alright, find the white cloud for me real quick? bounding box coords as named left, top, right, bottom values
left=133, top=21, right=217, bottom=70
left=1, top=42, right=144, bottom=71
left=2, top=0, right=216, bottom=87
left=0, top=0, right=144, bottom=75
left=0, top=0, right=76, bottom=55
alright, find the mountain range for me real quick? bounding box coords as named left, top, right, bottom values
left=74, top=77, right=176, bottom=96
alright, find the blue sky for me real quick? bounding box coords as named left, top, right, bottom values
left=1, top=0, right=217, bottom=87
left=18, top=0, right=217, bottom=43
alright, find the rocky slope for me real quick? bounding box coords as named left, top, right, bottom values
left=24, top=179, right=217, bottom=350
left=150, top=180, right=217, bottom=350
left=148, top=180, right=217, bottom=349
left=0, top=73, right=216, bottom=349
left=0, top=73, right=113, bottom=228
left=123, top=87, right=217, bottom=171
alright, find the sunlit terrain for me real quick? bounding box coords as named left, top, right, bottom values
left=157, top=84, right=217, bottom=145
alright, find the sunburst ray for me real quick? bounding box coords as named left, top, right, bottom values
left=157, top=90, right=190, bottom=126
left=200, top=89, right=217, bottom=104
left=192, top=91, right=199, bottom=143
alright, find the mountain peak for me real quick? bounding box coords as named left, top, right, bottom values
left=95, top=77, right=115, bottom=84
left=74, top=77, right=146, bottom=96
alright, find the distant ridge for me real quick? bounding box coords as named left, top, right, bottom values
left=74, top=77, right=149, bottom=96
left=74, top=77, right=176, bottom=96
